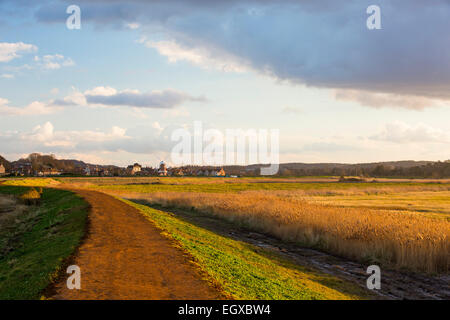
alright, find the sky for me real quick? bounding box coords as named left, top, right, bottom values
left=1, top=0, right=450, bottom=167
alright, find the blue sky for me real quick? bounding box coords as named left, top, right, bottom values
left=1, top=0, right=450, bottom=166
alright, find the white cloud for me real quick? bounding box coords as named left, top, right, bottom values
left=334, top=89, right=447, bottom=111
left=0, top=121, right=172, bottom=161
left=151, top=121, right=163, bottom=132
left=2, top=64, right=33, bottom=73
left=126, top=22, right=140, bottom=29
left=84, top=86, right=117, bottom=96
left=281, top=107, right=302, bottom=114
left=37, top=54, right=75, bottom=70
left=53, top=89, right=87, bottom=106
left=29, top=122, right=55, bottom=142
left=370, top=121, right=450, bottom=143
left=0, top=50, right=74, bottom=79
left=163, top=106, right=190, bottom=118
left=110, top=126, right=127, bottom=137
left=0, top=42, right=37, bottom=62
left=144, top=39, right=249, bottom=73
left=0, top=98, right=9, bottom=107
left=0, top=100, right=62, bottom=116
left=12, top=121, right=130, bottom=149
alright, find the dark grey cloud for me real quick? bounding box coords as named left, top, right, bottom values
left=50, top=87, right=207, bottom=109
left=85, top=89, right=206, bottom=108
left=8, top=0, right=450, bottom=101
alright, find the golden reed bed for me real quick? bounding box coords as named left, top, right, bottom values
left=127, top=191, right=449, bottom=274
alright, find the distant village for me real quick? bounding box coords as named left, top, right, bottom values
left=2, top=153, right=450, bottom=179
left=0, top=153, right=230, bottom=178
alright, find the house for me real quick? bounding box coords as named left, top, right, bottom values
left=84, top=166, right=91, bottom=176
left=215, top=168, right=226, bottom=177
left=98, top=169, right=110, bottom=177
left=173, top=168, right=184, bottom=176
left=91, top=166, right=100, bottom=176
left=208, top=168, right=225, bottom=176
left=158, top=161, right=168, bottom=176
left=0, top=163, right=5, bottom=176
left=140, top=167, right=155, bottom=176
left=184, top=167, right=196, bottom=176
left=126, top=163, right=142, bottom=175
left=10, top=162, right=32, bottom=176
left=20, top=163, right=33, bottom=176
left=131, top=163, right=142, bottom=175
left=37, top=167, right=61, bottom=176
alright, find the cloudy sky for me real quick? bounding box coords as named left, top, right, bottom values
left=1, top=0, right=450, bottom=166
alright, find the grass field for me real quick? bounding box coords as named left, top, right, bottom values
left=307, top=191, right=450, bottom=220
left=0, top=186, right=89, bottom=299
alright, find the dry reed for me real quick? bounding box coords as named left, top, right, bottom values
left=131, top=191, right=449, bottom=273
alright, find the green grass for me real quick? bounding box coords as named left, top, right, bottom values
left=1, top=178, right=59, bottom=187
left=0, top=187, right=89, bottom=299
left=122, top=199, right=371, bottom=300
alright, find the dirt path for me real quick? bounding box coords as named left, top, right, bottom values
left=50, top=190, right=224, bottom=300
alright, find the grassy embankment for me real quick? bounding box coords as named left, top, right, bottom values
left=0, top=186, right=89, bottom=299
left=122, top=198, right=372, bottom=300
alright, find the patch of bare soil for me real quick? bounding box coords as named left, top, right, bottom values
left=146, top=204, right=450, bottom=300
left=50, top=190, right=224, bottom=300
